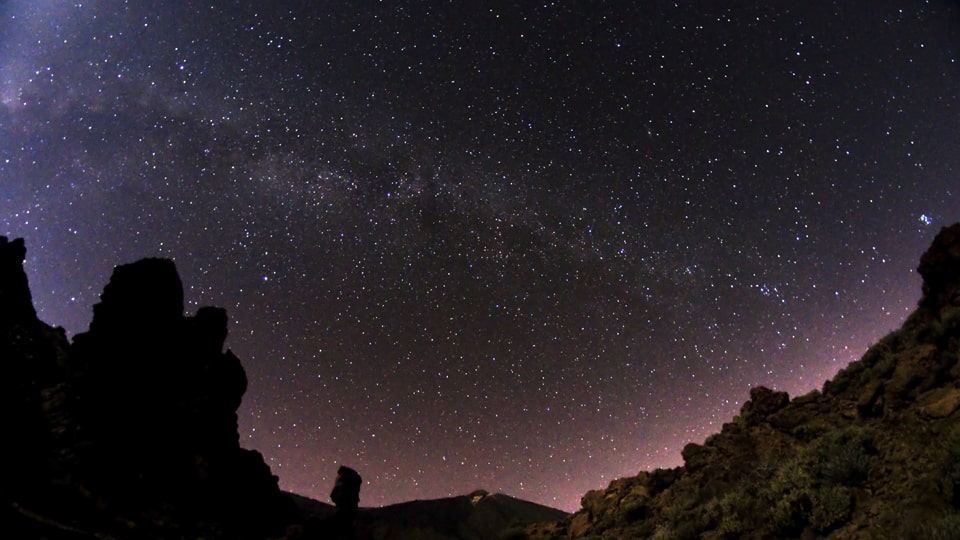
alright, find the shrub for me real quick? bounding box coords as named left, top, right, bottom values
left=647, top=467, right=680, bottom=496
left=825, top=360, right=866, bottom=395
left=941, top=307, right=960, bottom=337
left=792, top=422, right=828, bottom=442
left=813, top=427, right=875, bottom=486
left=860, top=339, right=893, bottom=371
left=864, top=344, right=898, bottom=381
left=770, top=493, right=810, bottom=533
left=715, top=488, right=756, bottom=536
left=618, top=499, right=648, bottom=522
left=810, top=485, right=852, bottom=533
left=766, top=459, right=813, bottom=533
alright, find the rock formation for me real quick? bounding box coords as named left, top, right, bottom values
left=329, top=465, right=363, bottom=538
left=0, top=237, right=71, bottom=509
left=0, top=237, right=294, bottom=538
left=528, top=223, right=960, bottom=539
left=20, top=220, right=956, bottom=538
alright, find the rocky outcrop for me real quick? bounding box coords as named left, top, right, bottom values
left=0, top=237, right=71, bottom=508
left=530, top=224, right=960, bottom=539
left=0, top=236, right=36, bottom=324
left=0, top=237, right=294, bottom=539
left=329, top=466, right=363, bottom=539
left=68, top=258, right=255, bottom=499
left=918, top=223, right=960, bottom=310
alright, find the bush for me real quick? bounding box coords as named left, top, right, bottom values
left=618, top=499, right=648, bottom=522
left=813, top=427, right=875, bottom=486
left=941, top=307, right=960, bottom=339
left=766, top=459, right=813, bottom=533
left=762, top=440, right=861, bottom=534
left=826, top=332, right=902, bottom=395
left=861, top=338, right=894, bottom=371
left=792, top=422, right=828, bottom=442
left=647, top=467, right=680, bottom=496
left=715, top=488, right=756, bottom=535
left=810, top=485, right=852, bottom=532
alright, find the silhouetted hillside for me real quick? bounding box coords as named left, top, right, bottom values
left=526, top=223, right=960, bottom=539
left=356, top=490, right=567, bottom=540
left=287, top=489, right=568, bottom=540
left=8, top=222, right=956, bottom=539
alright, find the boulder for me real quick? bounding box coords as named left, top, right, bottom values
left=740, top=386, right=790, bottom=425
left=918, top=387, right=960, bottom=418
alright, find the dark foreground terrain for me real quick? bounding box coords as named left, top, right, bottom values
left=4, top=222, right=960, bottom=539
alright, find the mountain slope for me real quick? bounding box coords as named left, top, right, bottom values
left=528, top=223, right=960, bottom=539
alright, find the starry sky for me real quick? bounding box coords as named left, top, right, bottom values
left=1, top=1, right=958, bottom=512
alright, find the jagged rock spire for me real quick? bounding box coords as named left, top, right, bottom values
left=0, top=236, right=37, bottom=325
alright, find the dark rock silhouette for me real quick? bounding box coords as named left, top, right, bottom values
left=529, top=223, right=960, bottom=539
left=10, top=223, right=960, bottom=538
left=0, top=237, right=71, bottom=513
left=330, top=465, right=362, bottom=538
left=918, top=222, right=960, bottom=309
left=0, top=239, right=294, bottom=538
left=739, top=385, right=791, bottom=424
left=0, top=236, right=36, bottom=324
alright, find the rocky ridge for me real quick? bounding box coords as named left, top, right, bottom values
left=526, top=223, right=960, bottom=539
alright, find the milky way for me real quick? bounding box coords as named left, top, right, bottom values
left=1, top=1, right=958, bottom=511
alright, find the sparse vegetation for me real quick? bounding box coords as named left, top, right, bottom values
left=809, top=485, right=852, bottom=533
left=766, top=459, right=812, bottom=533
left=825, top=331, right=901, bottom=395
left=713, top=487, right=756, bottom=537
left=792, top=422, right=828, bottom=442
left=813, top=426, right=876, bottom=487
left=824, top=357, right=866, bottom=395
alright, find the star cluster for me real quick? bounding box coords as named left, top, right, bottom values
left=1, top=1, right=958, bottom=511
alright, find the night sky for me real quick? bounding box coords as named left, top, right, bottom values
left=2, top=1, right=958, bottom=512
